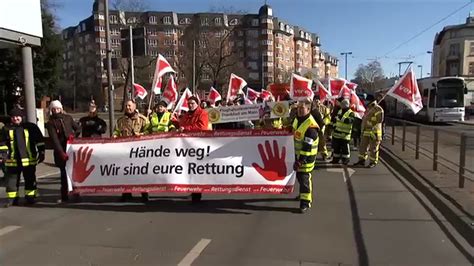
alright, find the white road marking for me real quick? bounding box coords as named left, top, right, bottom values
left=325, top=167, right=355, bottom=182
left=177, top=238, right=211, bottom=266
left=0, top=225, right=21, bottom=237
left=37, top=171, right=60, bottom=179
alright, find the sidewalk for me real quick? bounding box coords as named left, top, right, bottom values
left=381, top=138, right=474, bottom=225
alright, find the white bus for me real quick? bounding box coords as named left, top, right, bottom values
left=383, top=77, right=467, bottom=122
left=416, top=77, right=467, bottom=122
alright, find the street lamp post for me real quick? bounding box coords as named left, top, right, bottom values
left=417, top=65, right=423, bottom=78
left=340, top=51, right=352, bottom=80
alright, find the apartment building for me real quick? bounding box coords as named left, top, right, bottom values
left=61, top=1, right=339, bottom=108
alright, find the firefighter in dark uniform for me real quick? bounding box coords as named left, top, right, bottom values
left=0, top=107, right=45, bottom=207
left=292, top=97, right=319, bottom=213
left=331, top=99, right=355, bottom=165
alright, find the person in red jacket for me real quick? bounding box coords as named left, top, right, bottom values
left=178, top=96, right=209, bottom=203
left=178, top=96, right=209, bottom=131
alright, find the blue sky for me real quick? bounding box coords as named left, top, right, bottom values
left=53, top=0, right=474, bottom=79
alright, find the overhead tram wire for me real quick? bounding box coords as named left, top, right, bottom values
left=383, top=0, right=473, bottom=57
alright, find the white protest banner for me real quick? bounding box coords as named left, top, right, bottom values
left=207, top=101, right=289, bottom=124
left=66, top=130, right=295, bottom=194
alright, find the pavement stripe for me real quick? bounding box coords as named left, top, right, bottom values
left=37, top=171, right=60, bottom=179
left=177, top=238, right=211, bottom=266
left=0, top=225, right=21, bottom=237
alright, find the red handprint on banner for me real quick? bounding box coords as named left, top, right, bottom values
left=252, top=140, right=287, bottom=182
left=72, top=146, right=95, bottom=183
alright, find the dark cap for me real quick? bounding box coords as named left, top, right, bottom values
left=157, top=100, right=168, bottom=107
left=9, top=107, right=24, bottom=117
left=187, top=96, right=200, bottom=104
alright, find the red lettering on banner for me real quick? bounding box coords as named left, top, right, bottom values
left=73, top=184, right=294, bottom=194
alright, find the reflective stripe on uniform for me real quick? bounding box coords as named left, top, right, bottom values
left=333, top=109, right=353, bottom=140
left=7, top=191, right=18, bottom=199
left=25, top=190, right=36, bottom=196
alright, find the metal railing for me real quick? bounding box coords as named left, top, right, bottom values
left=384, top=117, right=474, bottom=188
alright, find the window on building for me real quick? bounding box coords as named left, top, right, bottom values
left=229, top=18, right=239, bottom=26
left=469, top=62, right=474, bottom=75
left=148, top=29, right=157, bottom=36
left=147, top=39, right=158, bottom=46
left=95, top=26, right=105, bottom=32
left=149, top=16, right=157, bottom=24
left=251, top=19, right=259, bottom=27
left=262, top=40, right=273, bottom=45
left=100, top=49, right=106, bottom=56
left=111, top=49, right=121, bottom=57
left=238, top=30, right=244, bottom=37
left=279, top=22, right=285, bottom=31
left=163, top=16, right=172, bottom=25
left=449, top=43, right=460, bottom=56
left=127, top=17, right=137, bottom=24
left=111, top=28, right=120, bottom=35
left=110, top=15, right=118, bottom=23
left=111, top=38, right=120, bottom=47
left=179, top=17, right=191, bottom=24
left=165, top=29, right=175, bottom=36
left=447, top=61, right=459, bottom=76
left=470, top=42, right=474, bottom=55
left=179, top=40, right=185, bottom=46
left=249, top=72, right=259, bottom=80
left=214, top=17, right=222, bottom=25
left=201, top=17, right=209, bottom=26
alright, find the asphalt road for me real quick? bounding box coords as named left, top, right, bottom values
left=1, top=157, right=472, bottom=265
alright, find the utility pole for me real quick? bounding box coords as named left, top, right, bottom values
left=22, top=46, right=36, bottom=124
left=105, top=0, right=115, bottom=136
left=340, top=51, right=352, bottom=80
left=417, top=65, right=423, bottom=78
left=129, top=25, right=135, bottom=97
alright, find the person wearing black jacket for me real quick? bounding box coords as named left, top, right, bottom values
left=0, top=107, right=45, bottom=207
left=79, top=103, right=107, bottom=138
left=46, top=100, right=80, bottom=202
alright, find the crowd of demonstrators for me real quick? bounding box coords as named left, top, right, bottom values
left=46, top=100, right=81, bottom=203
left=0, top=88, right=384, bottom=212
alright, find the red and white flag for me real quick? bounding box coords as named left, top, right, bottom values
left=338, top=85, right=352, bottom=99
left=174, top=88, right=193, bottom=114
left=246, top=87, right=260, bottom=102
left=387, top=67, right=423, bottom=114
left=162, top=75, right=178, bottom=107
left=349, top=90, right=366, bottom=119
left=290, top=73, right=313, bottom=100
left=346, top=81, right=358, bottom=91
left=261, top=89, right=273, bottom=101
left=208, top=87, right=222, bottom=106
left=151, top=54, right=176, bottom=94
left=227, top=74, right=247, bottom=101
left=132, top=83, right=148, bottom=100
left=328, top=78, right=346, bottom=97
left=315, top=80, right=331, bottom=101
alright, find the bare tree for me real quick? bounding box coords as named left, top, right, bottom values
left=353, top=60, right=385, bottom=93
left=111, top=0, right=149, bottom=12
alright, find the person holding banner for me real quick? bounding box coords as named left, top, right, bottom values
left=149, top=101, right=175, bottom=133
left=113, top=100, right=150, bottom=202
left=331, top=99, right=355, bottom=165
left=46, top=100, right=81, bottom=203
left=353, top=95, right=384, bottom=168
left=0, top=107, right=45, bottom=207
left=292, top=97, right=319, bottom=213
left=178, top=96, right=209, bottom=203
